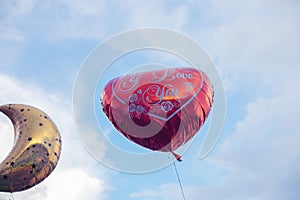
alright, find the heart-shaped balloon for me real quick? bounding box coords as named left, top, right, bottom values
left=101, top=67, right=213, bottom=160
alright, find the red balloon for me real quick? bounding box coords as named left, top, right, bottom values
left=101, top=67, right=214, bottom=160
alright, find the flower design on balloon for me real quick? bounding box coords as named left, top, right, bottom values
left=129, top=93, right=139, bottom=103
left=128, top=103, right=136, bottom=113
left=128, top=102, right=148, bottom=119
left=161, top=101, right=174, bottom=112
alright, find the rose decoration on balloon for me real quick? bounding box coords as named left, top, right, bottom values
left=101, top=67, right=213, bottom=161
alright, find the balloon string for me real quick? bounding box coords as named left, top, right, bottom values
left=10, top=192, right=15, bottom=200
left=172, top=157, right=186, bottom=200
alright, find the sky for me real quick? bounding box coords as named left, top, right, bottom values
left=0, top=0, right=299, bottom=199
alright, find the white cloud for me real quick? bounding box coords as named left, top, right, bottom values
left=0, top=113, right=14, bottom=162
left=1, top=0, right=190, bottom=42
left=0, top=0, right=109, bottom=41
left=187, top=0, right=300, bottom=95
left=60, top=0, right=106, bottom=16
left=49, top=0, right=109, bottom=40
left=14, top=168, right=105, bottom=200
left=204, top=83, right=300, bottom=199
left=116, top=0, right=189, bottom=31
left=44, top=168, right=104, bottom=200
left=0, top=0, right=37, bottom=41
left=0, top=24, right=23, bottom=41
left=0, top=168, right=105, bottom=200
left=130, top=183, right=182, bottom=200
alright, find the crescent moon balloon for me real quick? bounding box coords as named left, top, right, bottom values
left=0, top=104, right=62, bottom=192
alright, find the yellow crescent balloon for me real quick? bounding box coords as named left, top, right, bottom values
left=0, top=104, right=62, bottom=192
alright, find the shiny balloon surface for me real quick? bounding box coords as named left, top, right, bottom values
left=0, top=104, right=61, bottom=192
left=101, top=67, right=213, bottom=155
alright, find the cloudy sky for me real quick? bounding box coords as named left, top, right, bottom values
left=0, top=0, right=299, bottom=199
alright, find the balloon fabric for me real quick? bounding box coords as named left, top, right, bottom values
left=0, top=104, right=61, bottom=192
left=101, top=67, right=213, bottom=161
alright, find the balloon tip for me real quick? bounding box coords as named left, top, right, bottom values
left=171, top=151, right=183, bottom=162
left=177, top=157, right=183, bottom=162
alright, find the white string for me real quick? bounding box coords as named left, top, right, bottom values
left=172, top=157, right=186, bottom=200
left=10, top=192, right=15, bottom=200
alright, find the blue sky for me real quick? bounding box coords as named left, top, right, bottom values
left=0, top=0, right=299, bottom=199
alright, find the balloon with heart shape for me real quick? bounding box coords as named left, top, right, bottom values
left=101, top=67, right=214, bottom=161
